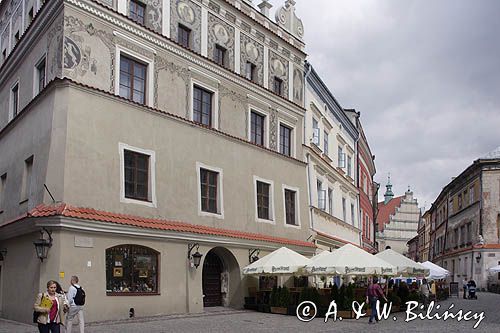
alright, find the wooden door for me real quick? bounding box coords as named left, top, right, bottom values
left=202, top=252, right=223, bottom=307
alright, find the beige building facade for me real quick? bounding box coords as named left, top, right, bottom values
left=303, top=63, right=362, bottom=251
left=0, top=0, right=318, bottom=323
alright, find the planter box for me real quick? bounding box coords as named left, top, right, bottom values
left=391, top=305, right=400, bottom=313
left=244, top=304, right=258, bottom=311
left=338, top=310, right=354, bottom=319
left=271, top=307, right=288, bottom=315
left=287, top=306, right=298, bottom=316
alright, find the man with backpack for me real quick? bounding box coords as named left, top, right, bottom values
left=66, top=275, right=85, bottom=333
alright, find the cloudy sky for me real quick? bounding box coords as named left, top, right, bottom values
left=267, top=0, right=500, bottom=208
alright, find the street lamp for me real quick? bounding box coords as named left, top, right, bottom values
left=475, top=252, right=481, bottom=264
left=33, top=228, right=52, bottom=262
left=188, top=243, right=203, bottom=269
left=0, top=248, right=7, bottom=261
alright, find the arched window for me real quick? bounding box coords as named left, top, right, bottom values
left=105, top=244, right=159, bottom=295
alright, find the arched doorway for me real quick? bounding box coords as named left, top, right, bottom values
left=202, top=251, right=224, bottom=307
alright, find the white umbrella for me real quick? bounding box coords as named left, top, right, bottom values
left=305, top=243, right=396, bottom=276
left=375, top=249, right=429, bottom=276
left=242, top=247, right=312, bottom=275
left=488, top=265, right=500, bottom=273
left=310, top=250, right=333, bottom=262
left=420, top=261, right=450, bottom=280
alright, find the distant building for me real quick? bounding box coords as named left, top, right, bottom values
left=407, top=234, right=419, bottom=261
left=417, top=209, right=432, bottom=262
left=428, top=147, right=500, bottom=289
left=376, top=177, right=420, bottom=255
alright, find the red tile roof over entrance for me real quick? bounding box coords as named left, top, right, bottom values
left=5, top=204, right=316, bottom=248
left=377, top=196, right=403, bottom=232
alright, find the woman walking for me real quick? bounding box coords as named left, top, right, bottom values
left=34, top=280, right=69, bottom=333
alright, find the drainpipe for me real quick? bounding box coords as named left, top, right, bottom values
left=306, top=153, right=315, bottom=231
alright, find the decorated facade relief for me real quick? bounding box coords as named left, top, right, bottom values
left=63, top=16, right=115, bottom=92
left=274, top=0, right=304, bottom=41
left=292, top=65, right=304, bottom=105
left=208, top=14, right=234, bottom=70
left=240, top=34, right=264, bottom=85
left=171, top=0, right=201, bottom=53
left=268, top=51, right=289, bottom=97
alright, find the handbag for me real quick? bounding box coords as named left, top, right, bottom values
left=32, top=310, right=40, bottom=323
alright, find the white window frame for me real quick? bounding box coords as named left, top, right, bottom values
left=190, top=78, right=219, bottom=129
left=115, top=45, right=154, bottom=107
left=9, top=79, right=20, bottom=121
left=253, top=175, right=275, bottom=224
left=196, top=162, right=224, bottom=219
left=282, top=184, right=300, bottom=229
left=247, top=106, right=270, bottom=148
left=119, top=142, right=157, bottom=208
left=347, top=155, right=352, bottom=177
left=278, top=119, right=295, bottom=158
left=312, top=117, right=320, bottom=146
left=328, top=187, right=333, bottom=215
left=33, top=54, right=47, bottom=96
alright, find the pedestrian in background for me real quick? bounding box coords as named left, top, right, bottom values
left=66, top=276, right=85, bottom=333
left=366, top=277, right=387, bottom=324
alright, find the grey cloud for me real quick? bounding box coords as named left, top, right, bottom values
left=267, top=0, right=500, bottom=206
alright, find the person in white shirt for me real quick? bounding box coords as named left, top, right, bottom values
left=66, top=276, right=85, bottom=333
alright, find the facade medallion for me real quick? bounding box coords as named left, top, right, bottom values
left=177, top=2, right=195, bottom=24
left=245, top=42, right=259, bottom=62
left=271, top=58, right=285, bottom=76
left=213, top=23, right=229, bottom=45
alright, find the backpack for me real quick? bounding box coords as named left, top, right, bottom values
left=73, top=286, right=86, bottom=306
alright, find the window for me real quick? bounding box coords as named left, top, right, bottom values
left=28, top=7, right=34, bottom=25
left=214, top=44, right=226, bottom=67
left=200, top=168, right=218, bottom=214
left=466, top=223, right=471, bottom=244
left=279, top=124, right=291, bottom=156
left=328, top=188, right=333, bottom=215
left=454, top=228, right=459, bottom=247
left=312, top=118, right=319, bottom=146
left=129, top=0, right=146, bottom=25
left=342, top=198, right=347, bottom=222
left=250, top=111, right=265, bottom=146
left=256, top=181, right=271, bottom=220
left=323, top=131, right=329, bottom=156
left=351, top=203, right=355, bottom=224
left=347, top=155, right=352, bottom=178
left=273, top=77, right=283, bottom=95
left=106, top=245, right=158, bottom=294
left=338, top=146, right=345, bottom=168
left=20, top=156, right=34, bottom=202
left=0, top=173, right=6, bottom=213
left=317, top=180, right=325, bottom=211
left=458, top=194, right=462, bottom=210
left=460, top=226, right=465, bottom=246
left=124, top=150, right=149, bottom=201
left=193, top=86, right=213, bottom=126
left=178, top=24, right=191, bottom=48
left=11, top=83, right=19, bottom=118
left=284, top=189, right=297, bottom=226
left=119, top=55, right=146, bottom=104
left=245, top=62, right=256, bottom=82
left=449, top=198, right=453, bottom=215
left=36, top=57, right=46, bottom=94
left=469, top=186, right=474, bottom=204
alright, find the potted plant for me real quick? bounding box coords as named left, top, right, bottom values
left=387, top=291, right=401, bottom=312
left=337, top=284, right=355, bottom=319
left=270, top=286, right=288, bottom=314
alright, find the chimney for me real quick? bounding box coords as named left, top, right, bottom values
left=258, top=0, right=273, bottom=18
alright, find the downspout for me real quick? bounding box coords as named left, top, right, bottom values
left=306, top=153, right=315, bottom=231
left=304, top=62, right=315, bottom=235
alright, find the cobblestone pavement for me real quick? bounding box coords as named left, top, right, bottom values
left=1, top=292, right=499, bottom=333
